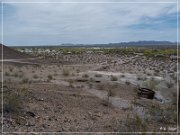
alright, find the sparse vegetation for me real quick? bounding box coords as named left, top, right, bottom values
left=107, top=89, right=115, bottom=97
left=96, top=83, right=105, bottom=90
left=125, top=81, right=131, bottom=85
left=95, top=74, right=102, bottom=78
left=13, top=73, right=18, bottom=77
left=21, top=77, right=29, bottom=83
left=4, top=93, right=22, bottom=113
left=33, top=74, right=39, bottom=79
left=165, top=80, right=174, bottom=88
left=125, top=114, right=147, bottom=132
left=148, top=104, right=177, bottom=125
left=76, top=69, right=80, bottom=73
left=102, top=96, right=110, bottom=107
left=82, top=74, right=89, bottom=78
left=4, top=87, right=29, bottom=114
left=89, top=77, right=95, bottom=82
left=2, top=45, right=178, bottom=132
left=110, top=75, right=118, bottom=81
left=68, top=79, right=74, bottom=88
left=9, top=67, right=14, bottom=72
left=47, top=74, right=53, bottom=81
left=5, top=72, right=9, bottom=76
left=143, top=78, right=159, bottom=90
left=62, top=69, right=70, bottom=76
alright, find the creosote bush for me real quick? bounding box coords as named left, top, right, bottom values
left=125, top=81, right=131, bottom=85
left=148, top=104, right=177, bottom=125
left=4, top=93, right=22, bottom=113
left=63, top=69, right=70, bottom=76
left=94, top=74, right=102, bottom=78
left=9, top=67, right=14, bottom=72
left=143, top=77, right=159, bottom=90
left=165, top=80, right=173, bottom=88
left=3, top=87, right=29, bottom=114
left=47, top=74, right=53, bottom=81
left=33, top=74, right=39, bottom=79
left=22, top=77, right=29, bottom=83
left=110, top=75, right=118, bottom=81
left=5, top=72, right=9, bottom=76
left=82, top=74, right=89, bottom=78
left=13, top=73, right=18, bottom=77
left=107, top=89, right=115, bottom=97
left=125, top=114, right=147, bottom=132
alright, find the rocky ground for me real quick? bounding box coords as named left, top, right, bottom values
left=0, top=48, right=179, bottom=134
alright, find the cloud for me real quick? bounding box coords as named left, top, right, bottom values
left=0, top=0, right=179, bottom=45
left=2, top=0, right=178, bottom=2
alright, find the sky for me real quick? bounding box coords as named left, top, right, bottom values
left=0, top=0, right=179, bottom=46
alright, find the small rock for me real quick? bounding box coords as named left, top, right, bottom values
left=26, top=111, right=36, bottom=117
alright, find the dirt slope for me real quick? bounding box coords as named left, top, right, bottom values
left=0, top=44, right=32, bottom=59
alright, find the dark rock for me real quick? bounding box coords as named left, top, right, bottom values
left=26, top=111, right=36, bottom=117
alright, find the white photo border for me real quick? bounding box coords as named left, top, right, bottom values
left=1, top=0, right=179, bottom=134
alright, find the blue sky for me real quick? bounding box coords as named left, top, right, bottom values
left=0, top=0, right=179, bottom=46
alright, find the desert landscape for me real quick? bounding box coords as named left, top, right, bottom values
left=0, top=43, right=179, bottom=133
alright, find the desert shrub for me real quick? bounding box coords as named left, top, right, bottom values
left=62, top=69, right=69, bottom=76
left=148, top=105, right=177, bottom=125
left=107, top=89, right=115, bottom=97
left=153, top=69, right=160, bottom=76
left=21, top=77, right=29, bottom=83
left=137, top=75, right=147, bottom=81
left=171, top=92, right=177, bottom=105
left=4, top=93, right=22, bottom=113
left=13, top=73, right=18, bottom=77
left=96, top=83, right=105, bottom=90
left=82, top=74, right=89, bottom=78
left=146, top=72, right=151, bottom=76
left=76, top=69, right=80, bottom=73
left=5, top=72, right=9, bottom=76
left=88, top=83, right=93, bottom=89
left=102, top=96, right=110, bottom=107
left=110, top=75, right=118, bottom=81
left=143, top=78, right=159, bottom=90
left=170, top=73, right=177, bottom=82
left=47, top=74, right=53, bottom=81
left=94, top=74, right=102, bottom=78
left=101, top=88, right=116, bottom=106
left=125, top=81, right=131, bottom=85
left=3, top=87, right=28, bottom=114
left=89, top=78, right=95, bottom=82
left=154, top=69, right=160, bottom=73
left=165, top=80, right=174, bottom=88
left=68, top=79, right=74, bottom=88
left=33, top=74, right=38, bottom=79
left=9, top=67, right=14, bottom=72
left=137, top=76, right=143, bottom=80
left=102, top=98, right=109, bottom=106
left=125, top=114, right=147, bottom=132
left=32, top=70, right=35, bottom=73
left=18, top=73, right=24, bottom=78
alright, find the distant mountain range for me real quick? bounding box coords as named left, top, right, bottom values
left=109, top=41, right=177, bottom=46
left=61, top=41, right=177, bottom=47
left=5, top=41, right=179, bottom=48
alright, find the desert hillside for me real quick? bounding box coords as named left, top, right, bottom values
left=0, top=44, right=32, bottom=59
